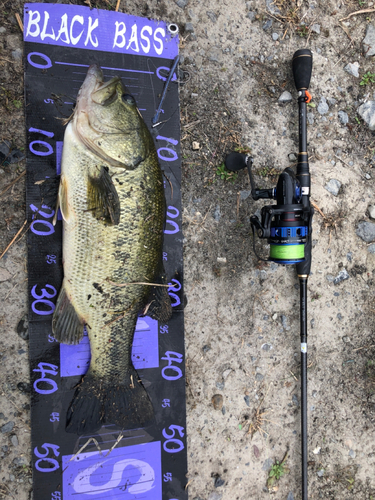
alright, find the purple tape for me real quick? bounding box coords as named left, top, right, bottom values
left=60, top=316, right=159, bottom=377
left=24, top=3, right=178, bottom=60
left=62, top=441, right=162, bottom=499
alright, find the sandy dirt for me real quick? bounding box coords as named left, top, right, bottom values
left=1, top=0, right=375, bottom=499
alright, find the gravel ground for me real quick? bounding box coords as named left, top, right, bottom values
left=1, top=0, right=375, bottom=499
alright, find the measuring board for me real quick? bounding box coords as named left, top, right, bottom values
left=24, top=4, right=186, bottom=499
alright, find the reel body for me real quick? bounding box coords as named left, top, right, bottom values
left=252, top=168, right=310, bottom=265
left=224, top=153, right=313, bottom=266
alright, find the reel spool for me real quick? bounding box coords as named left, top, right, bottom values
left=224, top=152, right=311, bottom=265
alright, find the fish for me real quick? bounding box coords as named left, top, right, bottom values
left=52, top=64, right=172, bottom=435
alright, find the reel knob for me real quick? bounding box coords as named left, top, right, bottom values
left=224, top=152, right=248, bottom=172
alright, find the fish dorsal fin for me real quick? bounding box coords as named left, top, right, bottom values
left=87, top=166, right=121, bottom=225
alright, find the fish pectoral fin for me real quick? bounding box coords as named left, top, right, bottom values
left=143, top=271, right=172, bottom=323
left=54, top=175, right=70, bottom=225
left=52, top=283, right=84, bottom=345
left=87, top=166, right=121, bottom=225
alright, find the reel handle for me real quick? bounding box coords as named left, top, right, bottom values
left=292, top=49, right=312, bottom=92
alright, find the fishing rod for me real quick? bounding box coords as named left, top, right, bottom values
left=224, top=49, right=313, bottom=499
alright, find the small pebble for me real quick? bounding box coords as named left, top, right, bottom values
left=363, top=24, right=375, bottom=57
left=311, top=24, right=320, bottom=34
left=192, top=141, right=200, bottom=150
left=287, top=494, right=295, bottom=500
left=278, top=91, right=293, bottom=104
left=212, top=394, right=223, bottom=410
left=292, top=394, right=299, bottom=406
left=185, top=23, right=194, bottom=33
left=324, top=179, right=341, bottom=196
left=344, top=62, right=360, bottom=78
left=206, top=11, right=217, bottom=23
left=10, top=435, right=18, bottom=447
left=262, top=458, right=274, bottom=471
left=272, top=33, right=279, bottom=41
left=313, top=446, right=321, bottom=455
left=244, top=395, right=251, bottom=407
left=240, top=190, right=251, bottom=200
left=356, top=221, right=375, bottom=243
left=349, top=449, right=356, bottom=458
left=338, top=111, right=349, bottom=125
left=317, top=97, right=329, bottom=115
left=368, top=205, right=375, bottom=219
left=17, top=382, right=31, bottom=393
left=261, top=343, right=272, bottom=351
left=208, top=492, right=223, bottom=500
left=334, top=269, right=350, bottom=285
left=368, top=243, right=375, bottom=254
left=317, top=469, right=325, bottom=477
left=255, top=373, right=264, bottom=382
left=214, top=476, right=225, bottom=488
left=1, top=421, right=14, bottom=434
left=263, top=19, right=273, bottom=31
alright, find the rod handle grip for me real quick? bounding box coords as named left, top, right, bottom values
left=292, top=49, right=313, bottom=92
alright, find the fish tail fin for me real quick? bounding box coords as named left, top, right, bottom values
left=66, top=367, right=154, bottom=435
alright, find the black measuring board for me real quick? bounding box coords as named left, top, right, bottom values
left=24, top=4, right=186, bottom=500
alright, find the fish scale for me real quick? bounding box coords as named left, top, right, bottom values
left=52, top=65, right=171, bottom=434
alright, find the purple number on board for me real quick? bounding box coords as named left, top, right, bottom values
left=31, top=284, right=57, bottom=315
left=29, top=127, right=55, bottom=138
left=157, top=147, right=178, bottom=162
left=33, top=363, right=58, bottom=394
left=161, top=351, right=183, bottom=381
left=30, top=220, right=55, bottom=236
left=34, top=443, right=60, bottom=472
left=29, top=140, right=53, bottom=156
left=156, top=135, right=178, bottom=146
left=27, top=51, right=52, bottom=69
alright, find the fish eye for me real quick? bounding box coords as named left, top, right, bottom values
left=122, top=94, right=136, bottom=105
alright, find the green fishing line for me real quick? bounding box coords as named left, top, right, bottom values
left=270, top=244, right=304, bottom=261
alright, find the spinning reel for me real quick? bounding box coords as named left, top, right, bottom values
left=225, top=153, right=313, bottom=265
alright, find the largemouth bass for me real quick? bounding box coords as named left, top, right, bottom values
left=52, top=65, right=172, bottom=435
